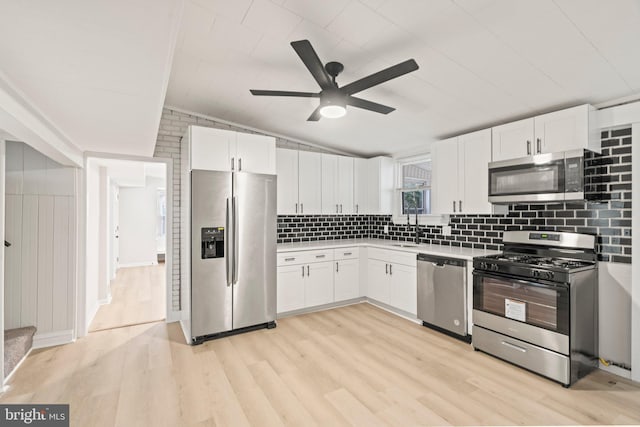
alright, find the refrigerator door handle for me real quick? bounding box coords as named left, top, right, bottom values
left=232, top=196, right=239, bottom=284
left=226, top=198, right=232, bottom=286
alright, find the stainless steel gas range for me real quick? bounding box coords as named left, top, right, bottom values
left=472, top=231, right=598, bottom=387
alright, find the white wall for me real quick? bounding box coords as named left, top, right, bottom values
left=599, top=263, right=631, bottom=369
left=118, top=177, right=163, bottom=267
left=4, top=141, right=76, bottom=347
left=85, top=161, right=100, bottom=329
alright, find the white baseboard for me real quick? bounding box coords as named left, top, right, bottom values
left=32, top=330, right=75, bottom=350
left=599, top=363, right=632, bottom=379
left=98, top=293, right=112, bottom=305
left=166, top=310, right=181, bottom=323
left=118, top=261, right=157, bottom=268
left=3, top=347, right=33, bottom=385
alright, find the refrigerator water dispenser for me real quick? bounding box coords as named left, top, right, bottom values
left=201, top=227, right=224, bottom=259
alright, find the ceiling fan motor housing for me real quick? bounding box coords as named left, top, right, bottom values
left=325, top=61, right=344, bottom=80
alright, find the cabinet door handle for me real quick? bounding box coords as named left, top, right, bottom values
left=356, top=204, right=359, bottom=214
left=307, top=265, right=310, bottom=276
left=343, top=252, right=352, bottom=256
left=453, top=201, right=456, bottom=213
left=459, top=200, right=462, bottom=212
left=302, top=265, right=305, bottom=277
left=526, top=140, right=531, bottom=155
left=336, top=262, right=339, bottom=273
left=536, top=138, right=542, bottom=154
left=336, top=204, right=339, bottom=213
left=389, top=264, right=393, bottom=275
left=231, top=157, right=235, bottom=170
left=340, top=204, right=343, bottom=213
left=315, top=254, right=325, bottom=258
left=295, top=203, right=298, bottom=214
left=301, top=203, right=304, bottom=214
left=238, top=158, right=242, bottom=171
left=385, top=263, right=388, bottom=274
left=285, top=257, right=296, bottom=262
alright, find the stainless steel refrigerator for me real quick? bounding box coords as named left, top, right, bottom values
left=189, top=170, right=276, bottom=344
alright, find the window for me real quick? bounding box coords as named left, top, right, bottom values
left=400, top=160, right=432, bottom=215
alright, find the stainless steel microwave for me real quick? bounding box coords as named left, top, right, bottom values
left=488, top=149, right=597, bottom=204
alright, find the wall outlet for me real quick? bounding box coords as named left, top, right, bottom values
left=383, top=225, right=389, bottom=234
left=442, top=225, right=452, bottom=236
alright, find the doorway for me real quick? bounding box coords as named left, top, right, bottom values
left=85, top=157, right=171, bottom=332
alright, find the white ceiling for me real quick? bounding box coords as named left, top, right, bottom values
left=0, top=0, right=182, bottom=158
left=166, top=0, right=640, bottom=156
left=1, top=1, right=639, bottom=160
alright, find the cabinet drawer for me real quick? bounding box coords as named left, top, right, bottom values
left=368, top=247, right=417, bottom=267
left=277, top=250, right=334, bottom=266
left=334, top=247, right=359, bottom=260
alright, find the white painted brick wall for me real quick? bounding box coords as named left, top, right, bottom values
left=154, top=107, right=334, bottom=311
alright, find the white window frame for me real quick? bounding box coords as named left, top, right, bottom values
left=392, top=155, right=448, bottom=225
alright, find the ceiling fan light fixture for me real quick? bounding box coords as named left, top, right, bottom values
left=320, top=104, right=346, bottom=118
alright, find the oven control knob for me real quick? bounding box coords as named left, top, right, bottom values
left=532, top=270, right=540, bottom=278
left=545, top=271, right=555, bottom=280
left=490, top=263, right=499, bottom=271
left=479, top=262, right=487, bottom=270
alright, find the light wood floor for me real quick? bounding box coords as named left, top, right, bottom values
left=2, top=303, right=639, bottom=426
left=89, top=265, right=166, bottom=332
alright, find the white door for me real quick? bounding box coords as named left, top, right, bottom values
left=388, top=263, right=417, bottom=315
left=353, top=158, right=368, bottom=214
left=276, top=148, right=299, bottom=214
left=334, top=258, right=359, bottom=301
left=110, top=184, right=120, bottom=279
left=298, top=151, right=322, bottom=214
left=367, top=258, right=389, bottom=304
left=459, top=129, right=493, bottom=214
left=321, top=153, right=338, bottom=214
left=236, top=133, right=276, bottom=174
left=431, top=137, right=459, bottom=215
left=190, top=127, right=234, bottom=171
left=491, top=118, right=535, bottom=161
left=277, top=265, right=305, bottom=313
left=305, top=262, right=334, bottom=307
left=337, top=156, right=354, bottom=214
left=534, top=105, right=588, bottom=154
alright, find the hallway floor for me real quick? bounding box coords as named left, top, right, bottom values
left=89, top=265, right=165, bottom=332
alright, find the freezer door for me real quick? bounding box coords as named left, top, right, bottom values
left=191, top=170, right=233, bottom=338
left=232, top=172, right=277, bottom=329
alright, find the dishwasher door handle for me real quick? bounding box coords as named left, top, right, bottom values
left=431, top=262, right=446, bottom=268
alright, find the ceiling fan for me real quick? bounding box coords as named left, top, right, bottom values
left=250, top=39, right=419, bottom=121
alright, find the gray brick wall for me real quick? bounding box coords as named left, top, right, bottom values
left=154, top=107, right=334, bottom=311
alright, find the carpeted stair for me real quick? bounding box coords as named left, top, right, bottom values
left=4, top=326, right=36, bottom=378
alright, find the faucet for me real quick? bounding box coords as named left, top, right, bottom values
left=413, top=206, right=422, bottom=244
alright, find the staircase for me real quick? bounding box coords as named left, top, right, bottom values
left=4, top=326, right=36, bottom=378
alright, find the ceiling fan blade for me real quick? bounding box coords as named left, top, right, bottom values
left=341, top=59, right=419, bottom=95
left=307, top=106, right=322, bottom=121
left=346, top=96, right=395, bottom=114
left=250, top=89, right=319, bottom=97
left=291, top=40, right=334, bottom=90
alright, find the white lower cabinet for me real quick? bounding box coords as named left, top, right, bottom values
left=276, top=264, right=305, bottom=312
left=367, top=249, right=417, bottom=315
left=305, top=262, right=334, bottom=307
left=334, top=247, right=360, bottom=301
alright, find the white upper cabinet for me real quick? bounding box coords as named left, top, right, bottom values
left=534, top=104, right=599, bottom=154
left=298, top=151, right=322, bottom=214
left=432, top=130, right=504, bottom=215
left=492, top=104, right=599, bottom=161
left=432, top=137, right=459, bottom=215
left=235, top=132, right=276, bottom=174
left=321, top=154, right=338, bottom=214
left=353, top=158, right=368, bottom=214
left=276, top=148, right=299, bottom=215
left=459, top=129, right=493, bottom=214
left=186, top=126, right=276, bottom=174
left=337, top=156, right=354, bottom=214
left=367, top=156, right=394, bottom=215
left=491, top=118, right=534, bottom=161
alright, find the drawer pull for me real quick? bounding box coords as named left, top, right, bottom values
left=285, top=257, right=296, bottom=262
left=501, top=341, right=527, bottom=353
left=315, top=254, right=326, bottom=258
left=343, top=252, right=352, bottom=256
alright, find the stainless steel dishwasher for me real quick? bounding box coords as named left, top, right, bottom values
left=417, top=253, right=469, bottom=341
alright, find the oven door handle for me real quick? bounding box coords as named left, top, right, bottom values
left=472, top=270, right=569, bottom=291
